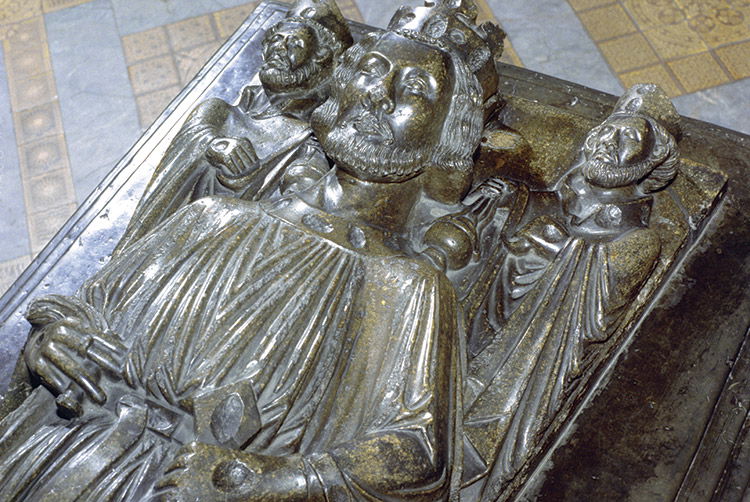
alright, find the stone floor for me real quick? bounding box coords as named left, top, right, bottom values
left=0, top=0, right=748, bottom=296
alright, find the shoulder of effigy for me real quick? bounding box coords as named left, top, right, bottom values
left=186, top=96, right=235, bottom=121
left=184, top=195, right=264, bottom=222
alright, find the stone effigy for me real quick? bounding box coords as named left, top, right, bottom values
left=0, top=0, right=742, bottom=501
left=117, top=0, right=353, bottom=251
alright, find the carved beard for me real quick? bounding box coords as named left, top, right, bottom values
left=581, top=146, right=655, bottom=189
left=259, top=57, right=323, bottom=95
left=311, top=97, right=430, bottom=182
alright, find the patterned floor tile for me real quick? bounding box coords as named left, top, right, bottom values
left=121, top=26, right=170, bottom=64
left=176, top=40, right=223, bottom=83
left=18, top=135, right=69, bottom=178
left=4, top=44, right=52, bottom=81
left=570, top=0, right=750, bottom=97
left=0, top=1, right=42, bottom=25
left=167, top=15, right=218, bottom=52
left=27, top=202, right=76, bottom=252
left=0, top=0, right=746, bottom=289
left=641, top=20, right=708, bottom=60
left=7, top=72, right=56, bottom=111
left=214, top=3, right=259, bottom=38
left=621, top=0, right=684, bottom=30
left=599, top=32, right=660, bottom=72
left=578, top=4, right=637, bottom=41
left=135, top=85, right=181, bottom=126
left=619, top=63, right=682, bottom=97
left=128, top=55, right=180, bottom=95
left=676, top=0, right=750, bottom=48
left=0, top=255, right=32, bottom=299
left=126, top=4, right=262, bottom=128
left=0, top=45, right=30, bottom=262
left=716, top=41, right=750, bottom=80
left=25, top=168, right=76, bottom=212
left=668, top=52, right=731, bottom=94
left=13, top=101, right=63, bottom=145
left=2, top=16, right=47, bottom=49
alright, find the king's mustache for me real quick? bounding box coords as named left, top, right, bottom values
left=265, top=50, right=291, bottom=70
left=348, top=104, right=395, bottom=144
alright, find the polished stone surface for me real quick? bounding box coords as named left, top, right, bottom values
left=46, top=0, right=141, bottom=204
left=488, top=0, right=624, bottom=95
left=0, top=48, right=29, bottom=263
left=110, top=0, right=253, bottom=35
left=356, top=0, right=402, bottom=28
left=673, top=78, right=750, bottom=137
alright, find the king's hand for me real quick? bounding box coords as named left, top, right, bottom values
left=24, top=295, right=127, bottom=416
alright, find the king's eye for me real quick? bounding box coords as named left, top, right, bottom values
left=403, top=77, right=428, bottom=95
left=358, top=57, right=382, bottom=75
left=623, top=128, right=639, bottom=141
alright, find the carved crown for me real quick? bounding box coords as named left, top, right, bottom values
left=387, top=0, right=505, bottom=102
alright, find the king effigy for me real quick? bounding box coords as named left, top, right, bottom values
left=0, top=0, right=713, bottom=501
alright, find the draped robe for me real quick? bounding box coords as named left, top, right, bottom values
left=117, top=84, right=328, bottom=251
left=460, top=173, right=661, bottom=498
left=0, top=192, right=462, bottom=501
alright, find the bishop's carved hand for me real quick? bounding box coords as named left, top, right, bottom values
left=206, top=136, right=258, bottom=176
left=24, top=295, right=126, bottom=416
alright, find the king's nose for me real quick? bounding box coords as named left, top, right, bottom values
left=366, top=85, right=395, bottom=114
left=597, top=141, right=616, bottom=153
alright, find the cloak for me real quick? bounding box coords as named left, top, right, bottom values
left=0, top=194, right=462, bottom=501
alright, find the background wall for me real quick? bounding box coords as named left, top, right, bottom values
left=0, top=0, right=747, bottom=295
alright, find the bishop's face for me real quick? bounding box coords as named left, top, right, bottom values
left=262, top=23, right=315, bottom=72
left=585, top=116, right=653, bottom=168
left=581, top=115, right=656, bottom=189
left=314, top=32, right=456, bottom=182
left=562, top=115, right=657, bottom=234
left=259, top=22, right=321, bottom=95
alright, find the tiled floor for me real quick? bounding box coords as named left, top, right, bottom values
left=572, top=0, right=749, bottom=96
left=124, top=4, right=258, bottom=128
left=0, top=0, right=747, bottom=296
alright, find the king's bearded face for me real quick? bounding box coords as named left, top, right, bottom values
left=259, top=21, right=322, bottom=95
left=311, top=32, right=456, bottom=183
left=580, top=116, right=657, bottom=189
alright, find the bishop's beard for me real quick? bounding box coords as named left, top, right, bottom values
left=311, top=97, right=431, bottom=182
left=259, top=57, right=323, bottom=95
left=581, top=150, right=655, bottom=189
